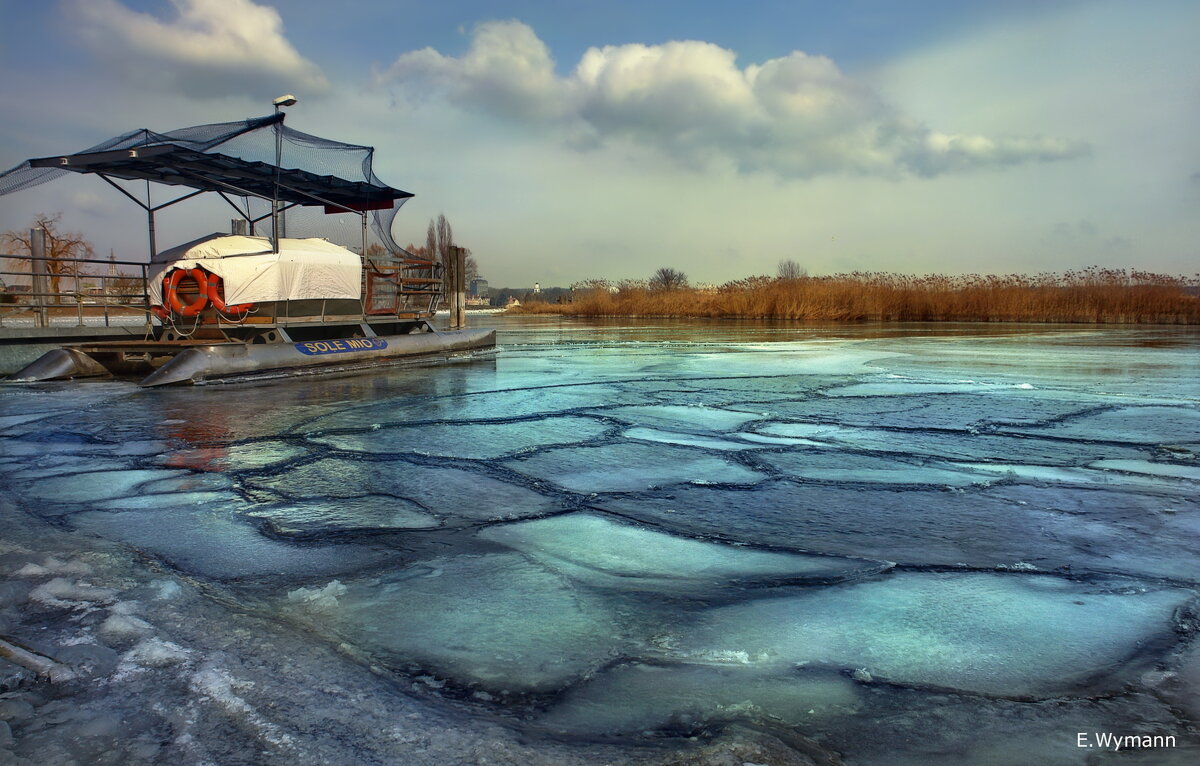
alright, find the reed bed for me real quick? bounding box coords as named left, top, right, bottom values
left=512, top=268, right=1200, bottom=324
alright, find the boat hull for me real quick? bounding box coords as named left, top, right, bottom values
left=6, top=328, right=496, bottom=387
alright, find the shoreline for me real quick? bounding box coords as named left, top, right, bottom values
left=505, top=309, right=1200, bottom=325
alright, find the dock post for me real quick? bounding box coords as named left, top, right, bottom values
left=444, top=245, right=454, bottom=328
left=30, top=227, right=49, bottom=329
left=449, top=245, right=467, bottom=329
left=457, top=246, right=467, bottom=329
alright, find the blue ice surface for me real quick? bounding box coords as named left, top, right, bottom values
left=505, top=442, right=768, bottom=492
left=68, top=506, right=403, bottom=580
left=1, top=317, right=1197, bottom=762
left=277, top=552, right=630, bottom=693
left=478, top=512, right=889, bottom=592
left=247, top=495, right=441, bottom=535
left=309, top=415, right=611, bottom=460
left=663, top=571, right=1191, bottom=697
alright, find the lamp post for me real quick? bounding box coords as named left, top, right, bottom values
left=271, top=94, right=297, bottom=253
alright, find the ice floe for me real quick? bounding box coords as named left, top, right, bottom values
left=23, top=469, right=188, bottom=503
left=479, top=513, right=888, bottom=591
left=244, top=458, right=561, bottom=522
left=247, top=495, right=440, bottom=534
left=537, top=664, right=860, bottom=735
left=68, top=510, right=400, bottom=579
left=280, top=554, right=627, bottom=693
left=310, top=415, right=610, bottom=459
left=506, top=442, right=767, bottom=492
left=622, top=427, right=764, bottom=451
left=664, top=572, right=1191, bottom=698
left=598, top=404, right=762, bottom=432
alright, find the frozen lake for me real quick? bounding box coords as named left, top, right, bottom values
left=1, top=316, right=1198, bottom=765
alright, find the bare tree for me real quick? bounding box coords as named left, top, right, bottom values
left=648, top=267, right=688, bottom=291
left=777, top=259, right=807, bottom=280
left=462, top=248, right=479, bottom=284
left=108, top=274, right=145, bottom=305
left=425, top=220, right=437, bottom=263
left=414, top=214, right=480, bottom=290
left=436, top=213, right=454, bottom=286
left=1, top=213, right=95, bottom=299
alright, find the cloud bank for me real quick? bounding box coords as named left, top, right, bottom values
left=67, top=0, right=328, bottom=99
left=382, top=21, right=1087, bottom=179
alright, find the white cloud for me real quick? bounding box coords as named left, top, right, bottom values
left=66, top=0, right=328, bottom=99
left=381, top=21, right=1087, bottom=179
left=385, top=20, right=565, bottom=121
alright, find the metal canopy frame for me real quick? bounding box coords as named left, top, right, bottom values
left=26, top=140, right=413, bottom=259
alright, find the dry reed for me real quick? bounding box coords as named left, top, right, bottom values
left=512, top=268, right=1200, bottom=324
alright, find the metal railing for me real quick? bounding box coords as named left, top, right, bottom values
left=362, top=251, right=442, bottom=317
left=0, top=253, right=152, bottom=329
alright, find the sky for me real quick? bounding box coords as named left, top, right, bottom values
left=0, top=0, right=1196, bottom=286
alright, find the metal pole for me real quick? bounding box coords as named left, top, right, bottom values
left=146, top=180, right=156, bottom=260
left=141, top=263, right=152, bottom=332
left=30, top=227, right=48, bottom=328
left=361, top=212, right=368, bottom=258
left=272, top=106, right=282, bottom=253
left=147, top=209, right=157, bottom=261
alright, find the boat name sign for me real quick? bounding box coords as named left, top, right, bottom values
left=295, top=338, right=389, bottom=355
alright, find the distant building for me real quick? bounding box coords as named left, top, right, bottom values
left=470, top=278, right=489, bottom=298
left=533, top=282, right=541, bottom=294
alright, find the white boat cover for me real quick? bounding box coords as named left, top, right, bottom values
left=147, top=234, right=362, bottom=305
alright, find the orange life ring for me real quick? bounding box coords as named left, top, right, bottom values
left=202, top=270, right=253, bottom=317
left=163, top=268, right=209, bottom=317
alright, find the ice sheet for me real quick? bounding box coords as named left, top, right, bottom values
left=665, top=572, right=1190, bottom=697
left=598, top=405, right=763, bottom=431
left=754, top=421, right=1148, bottom=465
left=479, top=513, right=888, bottom=591
left=759, top=451, right=989, bottom=486
left=1089, top=459, right=1200, bottom=481
left=1, top=319, right=1197, bottom=765
left=68, top=509, right=400, bottom=580
left=247, top=495, right=440, bottom=534
left=537, top=664, right=860, bottom=735
left=505, top=442, right=767, bottom=492
left=296, top=383, right=648, bottom=432
left=596, top=481, right=1200, bottom=580
left=278, top=553, right=626, bottom=692
left=310, top=415, right=610, bottom=459
left=23, top=469, right=189, bottom=503
left=622, top=427, right=764, bottom=451
left=1000, top=406, right=1200, bottom=446
left=243, top=458, right=562, bottom=522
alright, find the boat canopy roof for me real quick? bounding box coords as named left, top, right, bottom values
left=0, top=113, right=413, bottom=251
left=27, top=142, right=410, bottom=212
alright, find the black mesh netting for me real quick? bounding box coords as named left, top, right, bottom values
left=0, top=114, right=409, bottom=254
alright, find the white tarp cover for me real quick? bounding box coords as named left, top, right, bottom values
left=147, top=234, right=361, bottom=305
